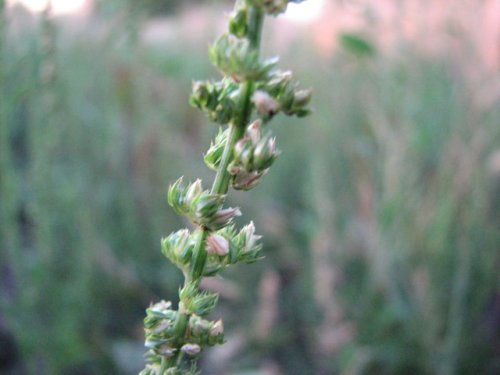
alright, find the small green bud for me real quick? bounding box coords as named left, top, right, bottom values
left=249, top=0, right=289, bottom=16
left=208, top=319, right=225, bottom=345
left=167, top=177, right=187, bottom=215
left=241, top=221, right=262, bottom=250
left=228, top=164, right=242, bottom=176
left=204, top=127, right=229, bottom=170
left=152, top=320, right=171, bottom=335
left=194, top=291, right=219, bottom=316
left=180, top=283, right=219, bottom=316
left=210, top=319, right=224, bottom=336
left=209, top=34, right=278, bottom=82
left=161, top=229, right=193, bottom=267
left=247, top=119, right=262, bottom=144
left=181, top=343, right=202, bottom=356
left=215, top=225, right=239, bottom=264
left=279, top=85, right=296, bottom=113
left=280, top=87, right=313, bottom=117
left=233, top=221, right=263, bottom=263
left=190, top=81, right=211, bottom=108
left=186, top=179, right=203, bottom=205
left=190, top=79, right=239, bottom=124
left=193, top=193, right=225, bottom=221
left=230, top=121, right=278, bottom=181
left=188, top=316, right=205, bottom=338
left=212, top=207, right=242, bottom=227
left=229, top=7, right=248, bottom=37
left=167, top=178, right=233, bottom=227
left=158, top=344, right=177, bottom=358
left=232, top=169, right=266, bottom=190
left=264, top=70, right=293, bottom=95
left=206, top=234, right=230, bottom=256
left=150, top=300, right=172, bottom=314
left=293, top=88, right=313, bottom=107
left=188, top=315, right=214, bottom=343
left=252, top=90, right=279, bottom=120
left=234, top=137, right=254, bottom=168
left=256, top=69, right=312, bottom=118
left=253, top=133, right=279, bottom=170
left=282, top=87, right=312, bottom=117
left=144, top=301, right=179, bottom=350
left=144, top=338, right=169, bottom=350
left=146, top=308, right=176, bottom=324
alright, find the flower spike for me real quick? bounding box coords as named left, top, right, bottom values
left=141, top=0, right=312, bottom=373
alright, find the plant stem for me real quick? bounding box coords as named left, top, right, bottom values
left=187, top=228, right=209, bottom=286
left=247, top=6, right=264, bottom=50
left=211, top=7, right=264, bottom=195
left=160, top=357, right=168, bottom=373
left=167, top=6, right=265, bottom=370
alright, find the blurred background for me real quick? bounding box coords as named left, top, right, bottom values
left=1, top=0, right=499, bottom=374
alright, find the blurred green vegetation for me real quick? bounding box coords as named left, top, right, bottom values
left=93, top=0, right=226, bottom=16
left=1, top=2, right=499, bottom=375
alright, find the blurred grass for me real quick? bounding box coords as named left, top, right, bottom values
left=1, top=2, right=499, bottom=375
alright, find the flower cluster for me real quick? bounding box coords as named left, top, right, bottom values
left=142, top=301, right=224, bottom=375
left=228, top=120, right=278, bottom=189
left=209, top=34, right=278, bottom=82
left=255, top=69, right=312, bottom=119
left=167, top=178, right=240, bottom=230
left=161, top=221, right=262, bottom=278
left=141, top=1, right=311, bottom=374
left=190, top=78, right=239, bottom=124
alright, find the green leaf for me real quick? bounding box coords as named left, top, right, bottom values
left=340, top=33, right=376, bottom=58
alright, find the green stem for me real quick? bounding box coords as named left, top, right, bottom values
left=247, top=6, right=264, bottom=50
left=210, top=120, right=243, bottom=195
left=175, top=351, right=185, bottom=367
left=165, top=310, right=189, bottom=368
left=187, top=229, right=209, bottom=285
left=211, top=7, right=264, bottom=195
left=160, top=357, right=168, bottom=373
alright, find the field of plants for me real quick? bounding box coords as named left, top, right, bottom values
left=1, top=1, right=499, bottom=374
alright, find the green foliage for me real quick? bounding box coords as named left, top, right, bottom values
left=340, top=32, right=376, bottom=58
left=93, top=0, right=206, bottom=16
